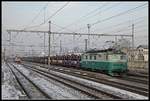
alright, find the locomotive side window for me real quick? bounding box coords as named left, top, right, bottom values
left=108, top=54, right=120, bottom=60
left=86, top=55, right=88, bottom=59
left=94, top=55, right=96, bottom=60
left=90, top=55, right=92, bottom=60
left=120, top=55, right=126, bottom=60
left=106, top=54, right=108, bottom=60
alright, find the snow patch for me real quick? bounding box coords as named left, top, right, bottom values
left=2, top=62, right=24, bottom=99
left=14, top=63, right=92, bottom=99
left=48, top=69, right=148, bottom=100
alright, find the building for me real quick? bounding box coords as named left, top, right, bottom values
left=121, top=45, right=148, bottom=62
left=136, top=45, right=148, bottom=61
left=121, top=45, right=148, bottom=69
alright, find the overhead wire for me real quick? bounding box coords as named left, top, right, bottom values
left=104, top=18, right=147, bottom=34
left=86, top=2, right=122, bottom=20
left=23, top=2, right=69, bottom=30
left=64, top=3, right=121, bottom=32
left=23, top=3, right=49, bottom=30
left=45, top=2, right=69, bottom=22
left=51, top=22, right=75, bottom=32
left=124, top=28, right=148, bottom=35
left=73, top=3, right=148, bottom=32
left=57, top=3, right=109, bottom=32
left=91, top=3, right=148, bottom=26
left=105, top=21, right=147, bottom=34
left=57, top=3, right=121, bottom=32
left=94, top=16, right=147, bottom=32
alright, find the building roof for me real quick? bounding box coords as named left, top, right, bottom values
left=137, top=45, right=148, bottom=49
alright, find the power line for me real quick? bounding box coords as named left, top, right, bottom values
left=23, top=3, right=49, bottom=30
left=91, top=3, right=148, bottom=26
left=23, top=2, right=69, bottom=30
left=45, top=2, right=69, bottom=22
left=2, top=44, right=49, bottom=47
left=103, top=18, right=147, bottom=34
left=7, top=29, right=132, bottom=37
left=51, top=22, right=75, bottom=32
left=106, top=22, right=147, bottom=34
left=57, top=3, right=122, bottom=32
left=68, top=3, right=121, bottom=32
left=94, top=16, right=147, bottom=32
left=57, top=3, right=109, bottom=32
left=91, top=3, right=122, bottom=19
left=74, top=3, right=148, bottom=32
left=124, top=28, right=148, bottom=35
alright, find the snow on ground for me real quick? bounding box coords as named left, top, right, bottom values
left=47, top=68, right=148, bottom=100
left=2, top=62, right=24, bottom=99
left=2, top=83, right=22, bottom=99
left=21, top=62, right=148, bottom=99
left=13, top=63, right=93, bottom=100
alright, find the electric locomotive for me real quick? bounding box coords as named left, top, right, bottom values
left=80, top=48, right=128, bottom=76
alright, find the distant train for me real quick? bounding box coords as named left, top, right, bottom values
left=22, top=48, right=128, bottom=76
left=15, top=56, right=21, bottom=63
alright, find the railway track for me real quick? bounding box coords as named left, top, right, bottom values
left=6, top=62, right=51, bottom=100
left=127, top=71, right=148, bottom=79
left=22, top=62, right=148, bottom=97
left=117, top=75, right=148, bottom=84
left=20, top=63, right=123, bottom=100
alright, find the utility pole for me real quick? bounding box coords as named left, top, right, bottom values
left=8, top=31, right=12, bottom=59
left=85, top=39, right=88, bottom=51
left=132, top=24, right=134, bottom=50
left=52, top=30, right=55, bottom=55
left=44, top=32, right=45, bottom=53
left=132, top=24, right=134, bottom=61
left=87, top=24, right=91, bottom=50
left=59, top=40, right=62, bottom=55
left=48, top=21, right=51, bottom=66
left=73, top=35, right=75, bottom=53
left=44, top=32, right=46, bottom=65
left=44, top=6, right=46, bottom=23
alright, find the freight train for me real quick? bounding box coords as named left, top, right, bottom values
left=21, top=48, right=128, bottom=76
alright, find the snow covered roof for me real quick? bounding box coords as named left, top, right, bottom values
left=137, top=45, right=148, bottom=49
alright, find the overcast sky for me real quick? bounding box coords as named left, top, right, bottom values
left=2, top=1, right=148, bottom=56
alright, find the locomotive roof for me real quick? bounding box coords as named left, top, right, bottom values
left=85, top=48, right=125, bottom=54
left=85, top=48, right=114, bottom=53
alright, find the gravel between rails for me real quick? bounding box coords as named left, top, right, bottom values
left=7, top=62, right=51, bottom=100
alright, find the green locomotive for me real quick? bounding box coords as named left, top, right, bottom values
left=80, top=48, right=128, bottom=76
